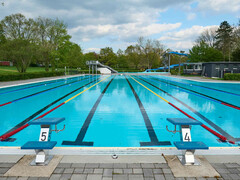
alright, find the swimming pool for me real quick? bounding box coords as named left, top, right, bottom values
left=0, top=75, right=239, bottom=148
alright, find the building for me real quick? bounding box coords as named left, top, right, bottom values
left=0, top=61, right=13, bottom=66
left=183, top=63, right=203, bottom=75
left=183, top=62, right=240, bottom=78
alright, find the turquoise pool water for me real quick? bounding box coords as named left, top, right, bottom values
left=0, top=75, right=239, bottom=147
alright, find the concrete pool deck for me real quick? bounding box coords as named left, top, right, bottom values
left=1, top=73, right=239, bottom=89
left=0, top=154, right=240, bottom=179
left=0, top=74, right=87, bottom=88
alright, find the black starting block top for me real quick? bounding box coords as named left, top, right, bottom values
left=174, top=141, right=209, bottom=150
left=167, top=118, right=202, bottom=126
left=21, top=141, right=57, bottom=150
left=29, top=117, right=65, bottom=125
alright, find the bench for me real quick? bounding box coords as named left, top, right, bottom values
left=166, top=118, right=209, bottom=165
left=21, top=117, right=65, bottom=166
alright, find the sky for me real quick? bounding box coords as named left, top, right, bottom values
left=0, top=0, right=240, bottom=53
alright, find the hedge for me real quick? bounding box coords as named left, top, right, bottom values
left=116, top=69, right=142, bottom=72
left=224, top=73, right=240, bottom=80
left=0, top=71, right=65, bottom=81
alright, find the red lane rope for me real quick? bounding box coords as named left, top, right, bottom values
left=0, top=102, right=65, bottom=141
left=0, top=102, right=12, bottom=107
left=201, top=124, right=227, bottom=141
left=221, top=102, right=240, bottom=110
left=0, top=124, right=29, bottom=141
left=36, top=102, right=65, bottom=119
left=0, top=76, right=109, bottom=141
left=168, top=102, right=195, bottom=119
left=168, top=102, right=227, bottom=142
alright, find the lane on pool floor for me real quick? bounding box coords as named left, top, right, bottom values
left=0, top=75, right=88, bottom=99
left=65, top=75, right=160, bottom=147
left=44, top=75, right=113, bottom=146
left=0, top=75, right=110, bottom=146
left=140, top=75, right=240, bottom=140
left=128, top=75, right=235, bottom=147
left=151, top=75, right=240, bottom=108
left=0, top=75, right=101, bottom=141
left=0, top=75, right=93, bottom=105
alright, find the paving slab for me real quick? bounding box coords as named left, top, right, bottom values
left=4, top=155, right=62, bottom=177
left=165, top=155, right=220, bottom=178
left=204, top=155, right=240, bottom=163
left=60, top=155, right=166, bottom=163
left=0, top=156, right=23, bottom=163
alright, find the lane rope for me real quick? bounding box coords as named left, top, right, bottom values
left=0, top=76, right=91, bottom=107
left=136, top=75, right=236, bottom=142
left=0, top=76, right=79, bottom=95
left=0, top=76, right=110, bottom=141
left=129, top=75, right=227, bottom=142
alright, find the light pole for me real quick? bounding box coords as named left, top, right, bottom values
left=179, top=51, right=185, bottom=76
left=55, top=58, right=59, bottom=71
left=168, top=53, right=171, bottom=73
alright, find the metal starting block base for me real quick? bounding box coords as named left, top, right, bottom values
left=30, top=155, right=54, bottom=166
left=177, top=155, right=201, bottom=166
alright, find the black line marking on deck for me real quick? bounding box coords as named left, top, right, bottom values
left=0, top=76, right=100, bottom=140
left=62, top=76, right=115, bottom=146
left=135, top=75, right=237, bottom=142
left=125, top=75, right=171, bottom=146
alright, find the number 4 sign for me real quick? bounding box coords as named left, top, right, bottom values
left=39, top=128, right=49, bottom=141
left=182, top=128, right=191, bottom=142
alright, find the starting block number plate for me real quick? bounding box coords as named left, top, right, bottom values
left=39, top=128, right=49, bottom=141
left=182, top=128, right=191, bottom=142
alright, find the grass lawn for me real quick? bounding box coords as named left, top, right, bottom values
left=0, top=66, right=65, bottom=75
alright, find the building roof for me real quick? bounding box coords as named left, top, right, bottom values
left=202, top=62, right=240, bottom=64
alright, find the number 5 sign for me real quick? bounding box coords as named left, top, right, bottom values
left=39, top=128, right=49, bottom=141
left=181, top=128, right=191, bottom=142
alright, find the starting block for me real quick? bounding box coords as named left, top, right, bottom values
left=21, top=117, right=65, bottom=166
left=166, top=118, right=208, bottom=165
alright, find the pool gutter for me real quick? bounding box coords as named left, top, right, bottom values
left=0, top=146, right=239, bottom=155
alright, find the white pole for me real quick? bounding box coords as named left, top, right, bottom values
left=168, top=54, right=170, bottom=73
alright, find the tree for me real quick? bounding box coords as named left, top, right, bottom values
left=0, top=24, right=6, bottom=45
left=58, top=40, right=84, bottom=68
left=232, top=48, right=240, bottom=61
left=137, top=37, right=164, bottom=69
left=232, top=20, right=240, bottom=53
left=1, top=13, right=37, bottom=41
left=84, top=52, right=99, bottom=61
left=99, top=47, right=117, bottom=67
left=116, top=49, right=128, bottom=68
left=195, top=27, right=217, bottom=48
left=0, top=39, right=36, bottom=72
left=189, top=41, right=223, bottom=62
left=125, top=45, right=140, bottom=69
left=35, top=17, right=70, bottom=71
left=215, top=21, right=233, bottom=61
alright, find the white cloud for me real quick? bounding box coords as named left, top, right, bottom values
left=84, top=48, right=101, bottom=53
left=187, top=13, right=196, bottom=20
left=197, top=0, right=240, bottom=13
left=1, top=0, right=239, bottom=52
left=69, top=22, right=182, bottom=43
left=159, top=25, right=218, bottom=51
left=0, top=0, right=189, bottom=43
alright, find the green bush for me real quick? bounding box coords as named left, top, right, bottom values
left=170, top=67, right=184, bottom=75
left=224, top=73, right=240, bottom=80
left=0, top=71, right=64, bottom=81
left=116, top=69, right=142, bottom=72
